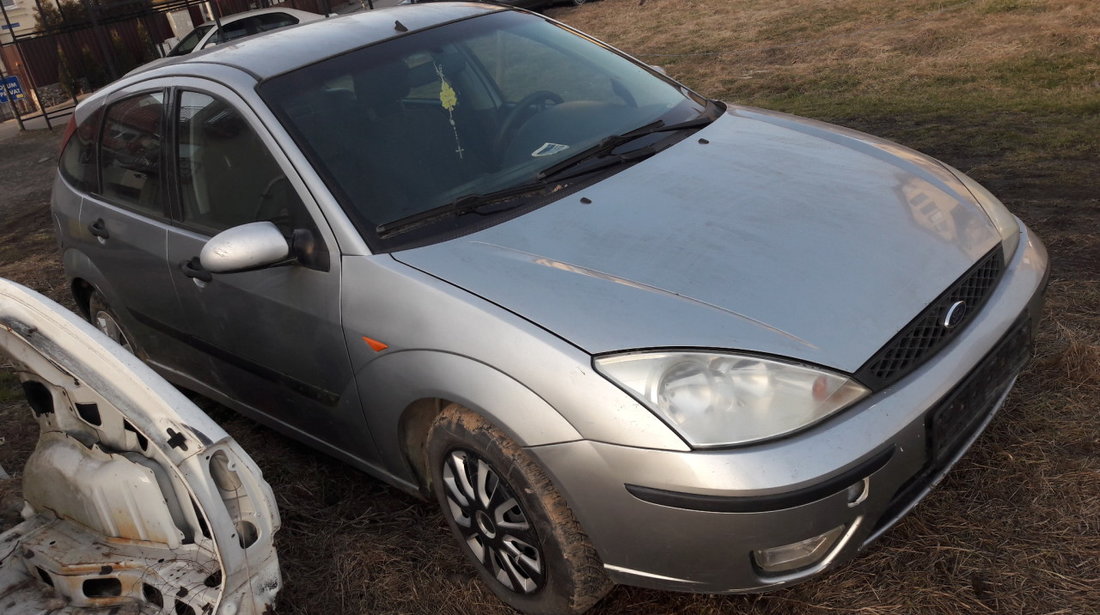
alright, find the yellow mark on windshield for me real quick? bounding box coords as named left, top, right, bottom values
left=435, top=63, right=464, bottom=159
left=440, top=78, right=457, bottom=111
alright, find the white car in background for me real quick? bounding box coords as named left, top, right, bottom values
left=166, top=8, right=324, bottom=57
left=129, top=8, right=324, bottom=77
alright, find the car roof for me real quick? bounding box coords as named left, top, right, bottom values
left=197, top=6, right=323, bottom=28
left=170, top=3, right=504, bottom=81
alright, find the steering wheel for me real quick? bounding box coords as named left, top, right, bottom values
left=493, top=90, right=564, bottom=160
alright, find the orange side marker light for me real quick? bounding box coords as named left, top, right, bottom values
left=362, top=336, right=389, bottom=352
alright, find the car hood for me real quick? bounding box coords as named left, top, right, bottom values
left=393, top=106, right=1002, bottom=373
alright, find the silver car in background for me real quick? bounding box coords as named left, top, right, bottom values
left=51, top=4, right=1048, bottom=613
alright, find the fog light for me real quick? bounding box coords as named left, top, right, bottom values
left=753, top=525, right=845, bottom=573
left=846, top=477, right=870, bottom=507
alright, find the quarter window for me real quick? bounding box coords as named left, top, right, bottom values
left=176, top=91, right=306, bottom=234
left=98, top=92, right=165, bottom=215
left=60, top=106, right=103, bottom=192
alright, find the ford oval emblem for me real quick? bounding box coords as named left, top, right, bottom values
left=943, top=300, right=967, bottom=329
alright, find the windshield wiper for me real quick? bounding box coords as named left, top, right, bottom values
left=376, top=180, right=555, bottom=239
left=536, top=113, right=717, bottom=182
left=377, top=110, right=719, bottom=240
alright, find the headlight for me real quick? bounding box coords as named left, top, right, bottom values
left=594, top=352, right=869, bottom=448
left=943, top=163, right=1021, bottom=262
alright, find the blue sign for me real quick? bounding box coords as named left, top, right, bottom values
left=0, top=75, right=25, bottom=104
left=0, top=23, right=21, bottom=30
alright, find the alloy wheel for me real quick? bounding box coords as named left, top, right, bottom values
left=441, top=449, right=545, bottom=594
left=93, top=309, right=134, bottom=353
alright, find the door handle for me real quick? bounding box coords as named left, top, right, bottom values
left=179, top=257, right=213, bottom=283
left=87, top=218, right=109, bottom=239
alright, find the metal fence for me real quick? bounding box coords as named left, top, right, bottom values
left=0, top=0, right=340, bottom=130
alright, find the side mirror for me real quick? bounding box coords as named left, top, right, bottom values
left=200, top=221, right=290, bottom=274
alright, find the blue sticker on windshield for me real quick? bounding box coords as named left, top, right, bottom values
left=531, top=143, right=569, bottom=157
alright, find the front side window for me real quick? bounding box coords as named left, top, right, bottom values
left=209, top=19, right=252, bottom=45
left=177, top=91, right=306, bottom=234
left=167, top=25, right=213, bottom=56
left=260, top=10, right=712, bottom=251
left=98, top=92, right=164, bottom=215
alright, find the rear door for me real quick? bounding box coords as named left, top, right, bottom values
left=162, top=81, right=377, bottom=463
left=74, top=86, right=209, bottom=377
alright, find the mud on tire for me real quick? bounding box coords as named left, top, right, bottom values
left=426, top=404, right=611, bottom=615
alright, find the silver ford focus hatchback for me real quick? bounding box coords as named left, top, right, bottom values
left=51, top=4, right=1048, bottom=613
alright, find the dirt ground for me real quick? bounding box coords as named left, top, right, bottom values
left=1, top=1, right=1098, bottom=613
left=0, top=130, right=70, bottom=303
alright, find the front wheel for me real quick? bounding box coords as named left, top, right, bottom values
left=426, top=404, right=611, bottom=614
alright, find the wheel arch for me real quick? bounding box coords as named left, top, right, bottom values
left=355, top=350, right=584, bottom=492
left=63, top=248, right=120, bottom=320
left=70, top=277, right=95, bottom=318
left=398, top=396, right=450, bottom=496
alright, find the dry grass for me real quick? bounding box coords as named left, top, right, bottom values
left=2, top=0, right=1099, bottom=613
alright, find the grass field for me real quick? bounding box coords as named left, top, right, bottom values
left=1, top=0, right=1098, bottom=613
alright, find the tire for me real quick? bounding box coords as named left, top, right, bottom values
left=88, top=291, right=137, bottom=355
left=426, top=404, right=611, bottom=615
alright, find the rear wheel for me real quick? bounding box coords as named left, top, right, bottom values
left=88, top=291, right=135, bottom=354
left=426, top=404, right=611, bottom=614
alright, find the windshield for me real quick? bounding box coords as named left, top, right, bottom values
left=168, top=24, right=213, bottom=56
left=260, top=10, right=711, bottom=250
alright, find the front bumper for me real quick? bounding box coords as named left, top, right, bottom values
left=527, top=223, right=1048, bottom=593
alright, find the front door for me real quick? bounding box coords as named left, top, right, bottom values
left=163, top=84, right=378, bottom=464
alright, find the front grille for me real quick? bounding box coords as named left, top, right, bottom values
left=868, top=314, right=1034, bottom=537
left=855, top=247, right=1004, bottom=390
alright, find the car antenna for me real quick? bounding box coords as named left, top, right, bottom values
left=394, top=19, right=408, bottom=32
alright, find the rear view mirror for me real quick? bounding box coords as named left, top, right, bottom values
left=200, top=221, right=290, bottom=274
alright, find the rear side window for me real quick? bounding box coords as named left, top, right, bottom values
left=98, top=92, right=165, bottom=216
left=59, top=106, right=103, bottom=192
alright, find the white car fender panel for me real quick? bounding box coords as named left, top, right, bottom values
left=0, top=278, right=281, bottom=615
